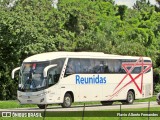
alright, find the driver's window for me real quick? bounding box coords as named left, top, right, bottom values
left=48, top=67, right=59, bottom=87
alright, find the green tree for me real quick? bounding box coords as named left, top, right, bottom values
left=116, top=5, right=127, bottom=20
left=0, top=0, right=59, bottom=99
left=0, top=0, right=160, bottom=100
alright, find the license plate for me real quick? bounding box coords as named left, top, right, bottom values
left=26, top=92, right=32, bottom=96
left=27, top=100, right=32, bottom=103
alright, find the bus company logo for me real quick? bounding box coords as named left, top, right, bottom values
left=109, top=57, right=152, bottom=100
left=75, top=75, right=107, bottom=84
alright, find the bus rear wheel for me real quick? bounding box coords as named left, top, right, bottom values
left=37, top=104, right=48, bottom=109
left=121, top=91, right=134, bottom=105
left=61, top=93, right=72, bottom=108
left=101, top=101, right=113, bottom=106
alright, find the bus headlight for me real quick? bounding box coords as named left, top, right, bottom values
left=37, top=93, right=46, bottom=96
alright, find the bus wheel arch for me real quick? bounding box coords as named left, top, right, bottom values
left=61, top=91, right=74, bottom=108
left=122, top=89, right=135, bottom=105
left=67, top=91, right=74, bottom=103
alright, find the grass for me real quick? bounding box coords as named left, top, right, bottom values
left=0, top=100, right=36, bottom=109
left=135, top=95, right=157, bottom=102
left=0, top=96, right=159, bottom=120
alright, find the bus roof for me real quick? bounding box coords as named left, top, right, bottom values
left=23, top=52, right=151, bottom=62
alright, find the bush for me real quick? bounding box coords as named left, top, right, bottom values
left=155, top=83, right=160, bottom=94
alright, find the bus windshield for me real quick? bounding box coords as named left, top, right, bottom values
left=18, top=58, right=65, bottom=92
left=19, top=62, right=49, bottom=91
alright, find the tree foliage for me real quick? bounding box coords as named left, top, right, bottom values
left=0, top=0, right=160, bottom=100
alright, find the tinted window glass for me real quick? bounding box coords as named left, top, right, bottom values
left=48, top=58, right=65, bottom=86
left=64, top=58, right=151, bottom=76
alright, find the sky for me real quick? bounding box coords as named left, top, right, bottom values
left=114, top=0, right=157, bottom=8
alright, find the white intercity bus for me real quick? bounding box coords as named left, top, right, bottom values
left=12, top=52, right=153, bottom=109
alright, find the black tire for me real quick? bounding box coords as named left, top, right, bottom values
left=101, top=101, right=113, bottom=106
left=37, top=104, right=48, bottom=109
left=157, top=93, right=160, bottom=105
left=122, top=91, right=134, bottom=105
left=61, top=93, right=72, bottom=108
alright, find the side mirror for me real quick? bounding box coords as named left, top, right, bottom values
left=12, top=67, right=20, bottom=79
left=43, top=64, right=57, bottom=78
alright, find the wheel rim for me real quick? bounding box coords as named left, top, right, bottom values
left=128, top=93, right=133, bottom=103
left=64, top=96, right=71, bottom=107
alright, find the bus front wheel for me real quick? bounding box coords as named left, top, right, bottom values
left=61, top=93, right=72, bottom=108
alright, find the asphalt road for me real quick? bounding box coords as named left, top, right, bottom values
left=0, top=101, right=159, bottom=112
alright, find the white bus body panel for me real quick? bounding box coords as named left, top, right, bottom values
left=17, top=52, right=153, bottom=105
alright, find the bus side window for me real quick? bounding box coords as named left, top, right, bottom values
left=47, top=67, right=60, bottom=86
left=51, top=58, right=65, bottom=74
left=132, top=67, right=141, bottom=74
left=74, top=59, right=81, bottom=73
left=66, top=60, right=75, bottom=74
left=92, top=60, right=104, bottom=73
left=119, top=67, right=126, bottom=73
left=104, top=65, right=109, bottom=73
left=107, top=59, right=121, bottom=73
left=87, top=59, right=95, bottom=73
left=79, top=59, right=90, bottom=73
